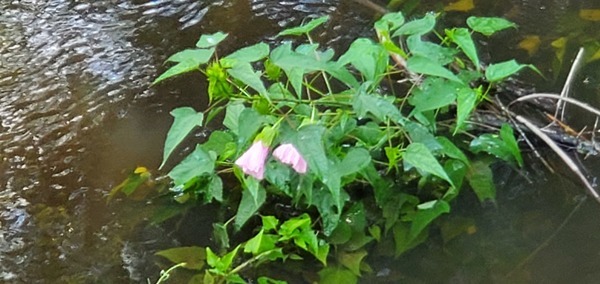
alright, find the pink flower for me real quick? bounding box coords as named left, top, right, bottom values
left=273, top=143, right=307, bottom=174
left=235, top=141, right=270, bottom=180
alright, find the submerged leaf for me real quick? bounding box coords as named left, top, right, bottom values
left=444, top=0, right=474, bottom=12
left=319, top=267, right=358, bottom=284
left=156, top=246, right=206, bottom=270
left=466, top=160, right=496, bottom=202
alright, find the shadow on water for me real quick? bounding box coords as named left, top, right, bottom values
left=0, top=0, right=599, bottom=282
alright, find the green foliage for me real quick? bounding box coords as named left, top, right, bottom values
left=142, top=12, right=530, bottom=283
left=466, top=16, right=517, bottom=36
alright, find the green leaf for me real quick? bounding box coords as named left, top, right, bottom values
left=278, top=16, right=329, bottom=36
left=155, top=246, right=206, bottom=270
left=235, top=180, right=266, bottom=230
left=313, top=186, right=349, bottom=236
left=407, top=35, right=457, bottom=65
left=257, top=276, right=287, bottom=284
left=237, top=108, right=267, bottom=146
left=337, top=148, right=371, bottom=177
left=108, top=168, right=151, bottom=200
left=407, top=56, right=462, bottom=83
left=338, top=249, right=368, bottom=276
left=404, top=121, right=442, bottom=152
left=213, top=222, right=230, bottom=250
left=393, top=221, right=428, bottom=256
left=485, top=59, right=527, bottom=82
left=168, top=145, right=215, bottom=186
left=466, top=160, right=496, bottom=202
left=227, top=61, right=268, bottom=95
left=208, top=175, right=223, bottom=202
left=470, top=131, right=521, bottom=166
left=467, top=16, right=517, bottom=36
left=352, top=86, right=403, bottom=122
left=319, top=267, right=358, bottom=284
left=404, top=143, right=454, bottom=186
left=447, top=28, right=480, bottom=69
left=261, top=216, right=279, bottom=232
left=154, top=48, right=215, bottom=84
left=161, top=107, right=204, bottom=169
left=338, top=38, right=388, bottom=82
left=443, top=160, right=467, bottom=201
left=500, top=123, right=523, bottom=167
left=220, top=245, right=241, bottom=272
left=436, top=136, right=469, bottom=166
left=410, top=200, right=450, bottom=238
left=244, top=229, right=278, bottom=255
left=294, top=125, right=330, bottom=178
left=201, top=131, right=235, bottom=157
left=223, top=103, right=245, bottom=135
left=374, top=12, right=405, bottom=33
left=408, top=77, right=459, bottom=112
left=393, top=12, right=436, bottom=36
left=196, top=32, right=228, bottom=48
left=454, top=87, right=478, bottom=133
left=224, top=42, right=270, bottom=62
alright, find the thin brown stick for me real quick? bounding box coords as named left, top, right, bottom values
left=515, top=115, right=600, bottom=203
left=556, top=48, right=586, bottom=121
left=510, top=93, right=600, bottom=118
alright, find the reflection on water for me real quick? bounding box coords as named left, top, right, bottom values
left=0, top=0, right=599, bottom=282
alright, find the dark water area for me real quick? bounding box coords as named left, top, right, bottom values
left=0, top=0, right=599, bottom=282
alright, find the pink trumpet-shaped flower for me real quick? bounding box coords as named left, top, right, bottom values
left=235, top=141, right=270, bottom=180
left=273, top=143, right=307, bottom=174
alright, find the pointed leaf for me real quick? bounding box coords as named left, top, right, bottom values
left=393, top=12, right=436, bottom=36
left=196, top=32, right=228, bottom=48
left=227, top=62, right=267, bottom=95
left=410, top=200, right=450, bottom=238
left=278, top=16, right=329, bottom=36
left=467, top=16, right=517, bottom=36
left=223, top=103, right=245, bottom=135
left=466, top=160, right=496, bottom=202
left=161, top=107, right=204, bottom=169
left=337, top=148, right=371, bottom=177
left=407, top=56, right=462, bottom=83
left=404, top=143, right=454, bottom=186
left=235, top=181, right=266, bottom=229
left=168, top=145, right=215, bottom=185
left=485, top=60, right=527, bottom=82
left=407, top=35, right=457, bottom=65
left=447, top=28, right=480, bottom=69
left=454, top=87, right=478, bottom=133
left=338, top=38, right=388, bottom=82
left=225, top=42, right=270, bottom=62
left=408, top=77, right=458, bottom=111
left=153, top=48, right=215, bottom=84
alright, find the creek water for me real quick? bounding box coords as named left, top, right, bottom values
left=0, top=0, right=598, bottom=283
